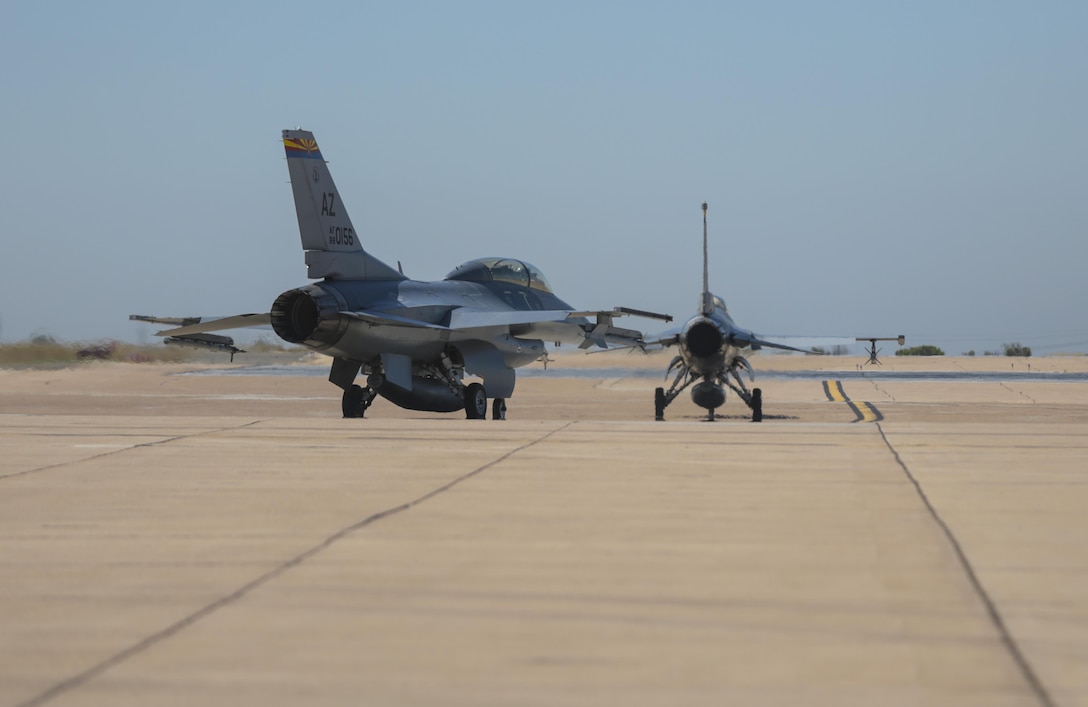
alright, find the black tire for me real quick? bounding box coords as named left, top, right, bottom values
left=751, top=387, right=763, bottom=423
left=654, top=387, right=666, bottom=421
left=464, top=382, right=487, bottom=419
left=492, top=398, right=507, bottom=421
left=342, top=384, right=365, bottom=418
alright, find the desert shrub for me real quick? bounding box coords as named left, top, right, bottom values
left=1003, top=342, right=1032, bottom=357
left=895, top=345, right=945, bottom=356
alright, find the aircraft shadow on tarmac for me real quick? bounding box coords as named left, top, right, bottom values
left=673, top=413, right=800, bottom=422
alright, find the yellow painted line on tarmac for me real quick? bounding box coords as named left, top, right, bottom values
left=823, top=380, right=848, bottom=402
left=851, top=401, right=883, bottom=422
left=823, top=380, right=883, bottom=423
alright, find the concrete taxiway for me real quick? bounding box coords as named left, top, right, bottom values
left=1, top=356, right=1087, bottom=706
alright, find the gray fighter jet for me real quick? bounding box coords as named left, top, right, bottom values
left=650, top=203, right=823, bottom=422
left=133, top=129, right=669, bottom=419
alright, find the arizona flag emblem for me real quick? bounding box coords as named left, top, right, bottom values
left=284, top=137, right=323, bottom=159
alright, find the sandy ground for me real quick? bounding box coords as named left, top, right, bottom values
left=1, top=358, right=1087, bottom=706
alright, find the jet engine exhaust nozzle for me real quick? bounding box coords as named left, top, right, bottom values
left=270, top=286, right=345, bottom=349
left=683, top=319, right=724, bottom=359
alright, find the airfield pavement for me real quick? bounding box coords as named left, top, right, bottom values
left=1, top=352, right=1087, bottom=706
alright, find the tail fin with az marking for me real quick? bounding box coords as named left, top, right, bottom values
left=283, top=129, right=404, bottom=281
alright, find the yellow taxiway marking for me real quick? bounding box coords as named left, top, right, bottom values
left=823, top=380, right=848, bottom=402
left=851, top=400, right=883, bottom=422
left=823, top=380, right=883, bottom=422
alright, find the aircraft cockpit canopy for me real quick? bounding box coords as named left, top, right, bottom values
left=709, top=294, right=728, bottom=312
left=445, top=258, right=555, bottom=294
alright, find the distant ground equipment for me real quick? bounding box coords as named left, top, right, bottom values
left=76, top=343, right=115, bottom=360
left=858, top=336, right=906, bottom=365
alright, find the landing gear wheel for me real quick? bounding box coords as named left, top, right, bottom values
left=464, top=382, right=487, bottom=419
left=342, top=384, right=365, bottom=419
left=492, top=398, right=507, bottom=421
left=707, top=407, right=716, bottom=422
left=750, top=387, right=762, bottom=422
left=654, top=387, right=666, bottom=421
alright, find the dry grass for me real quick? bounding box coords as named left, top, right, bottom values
left=0, top=336, right=307, bottom=368
left=0, top=339, right=192, bottom=367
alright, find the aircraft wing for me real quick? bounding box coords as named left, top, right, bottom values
left=136, top=307, right=669, bottom=338
left=448, top=307, right=671, bottom=351
left=345, top=308, right=577, bottom=331
left=447, top=309, right=576, bottom=330
left=134, top=306, right=671, bottom=354
left=449, top=306, right=670, bottom=331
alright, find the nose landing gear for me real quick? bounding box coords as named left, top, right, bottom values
left=342, top=384, right=376, bottom=419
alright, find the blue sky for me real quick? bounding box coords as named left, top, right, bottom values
left=2, top=1, right=1086, bottom=354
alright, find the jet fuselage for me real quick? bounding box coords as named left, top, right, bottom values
left=271, top=277, right=586, bottom=367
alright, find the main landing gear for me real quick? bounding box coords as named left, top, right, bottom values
left=344, top=380, right=508, bottom=420
left=463, top=382, right=506, bottom=420
left=464, top=382, right=487, bottom=419
left=655, top=384, right=762, bottom=422
left=335, top=352, right=509, bottom=420
left=654, top=356, right=763, bottom=423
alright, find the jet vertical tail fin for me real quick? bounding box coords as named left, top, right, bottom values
left=282, top=129, right=404, bottom=281
left=700, top=201, right=714, bottom=316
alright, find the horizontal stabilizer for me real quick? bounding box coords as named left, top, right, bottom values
left=741, top=336, right=821, bottom=354
left=638, top=326, right=682, bottom=350
left=646, top=337, right=680, bottom=351
left=135, top=313, right=272, bottom=337
left=130, top=314, right=201, bottom=327
left=757, top=335, right=860, bottom=353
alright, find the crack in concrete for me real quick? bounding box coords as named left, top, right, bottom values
left=876, top=422, right=1056, bottom=707
left=17, top=421, right=573, bottom=707
left=0, top=419, right=265, bottom=480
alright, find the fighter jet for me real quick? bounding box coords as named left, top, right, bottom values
left=133, top=129, right=669, bottom=420
left=650, top=202, right=821, bottom=422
